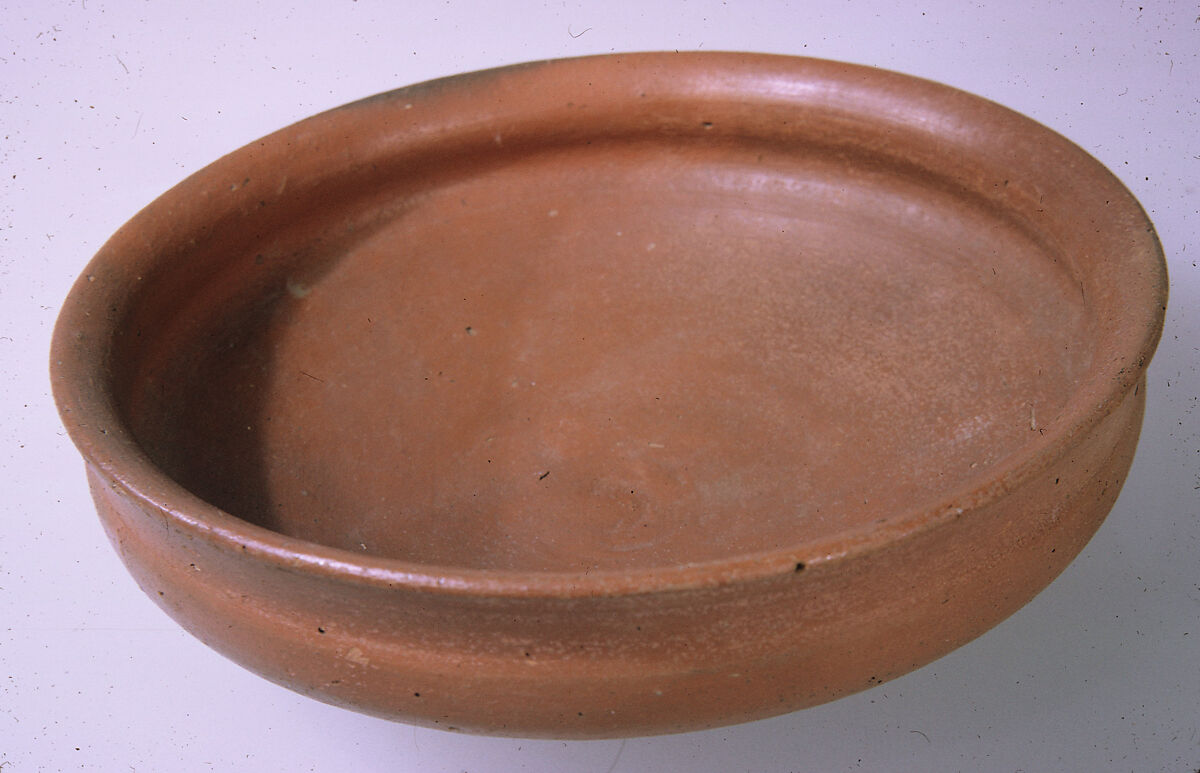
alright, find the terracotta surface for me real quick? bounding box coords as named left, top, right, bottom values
left=50, top=53, right=1167, bottom=737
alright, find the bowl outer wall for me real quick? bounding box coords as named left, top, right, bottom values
left=84, top=380, right=1144, bottom=736
left=50, top=53, right=1167, bottom=736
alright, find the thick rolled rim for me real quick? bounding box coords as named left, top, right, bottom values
left=50, top=52, right=1168, bottom=599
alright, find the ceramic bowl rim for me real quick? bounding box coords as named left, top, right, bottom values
left=50, top=51, right=1168, bottom=598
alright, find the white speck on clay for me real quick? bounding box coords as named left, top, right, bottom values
left=287, top=278, right=311, bottom=298
left=344, top=647, right=371, bottom=666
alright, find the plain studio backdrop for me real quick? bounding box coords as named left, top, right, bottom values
left=1, top=1, right=1197, bottom=771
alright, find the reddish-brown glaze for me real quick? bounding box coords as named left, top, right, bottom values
left=51, top=53, right=1167, bottom=737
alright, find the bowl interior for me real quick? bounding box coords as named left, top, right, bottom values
left=119, top=129, right=1091, bottom=573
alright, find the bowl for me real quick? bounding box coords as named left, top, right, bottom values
left=50, top=52, right=1167, bottom=738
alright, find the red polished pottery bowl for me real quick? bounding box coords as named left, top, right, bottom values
left=50, top=53, right=1167, bottom=737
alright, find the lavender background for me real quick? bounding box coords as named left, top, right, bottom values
left=2, top=1, right=1197, bottom=770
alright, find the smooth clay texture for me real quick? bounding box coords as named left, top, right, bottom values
left=135, top=134, right=1089, bottom=572
left=51, top=53, right=1166, bottom=737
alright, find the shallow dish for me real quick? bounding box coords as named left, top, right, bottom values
left=51, top=52, right=1167, bottom=737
